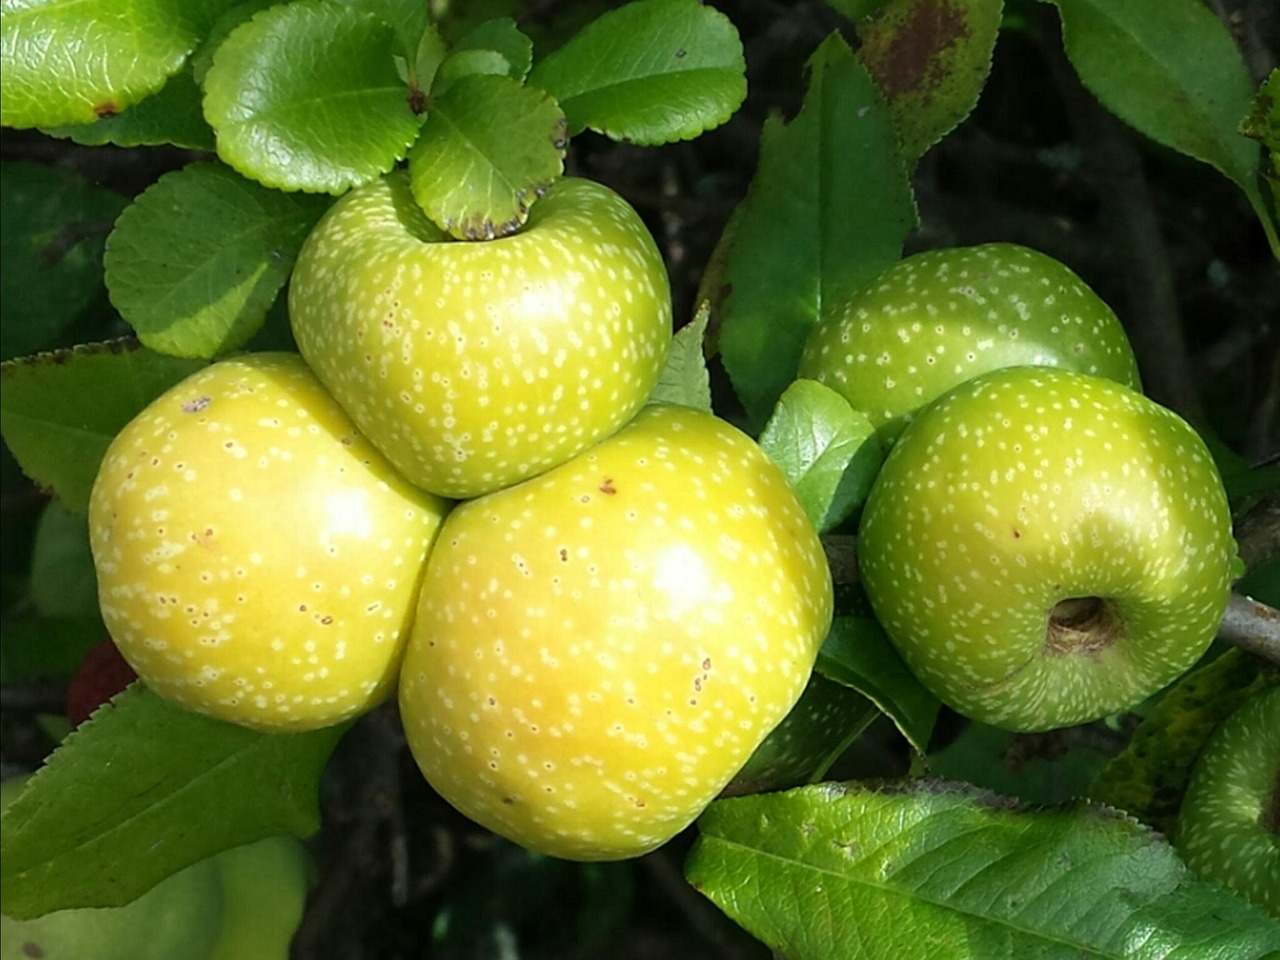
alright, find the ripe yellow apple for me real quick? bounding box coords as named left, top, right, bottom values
left=398, top=404, right=834, bottom=859
left=89, top=353, right=449, bottom=731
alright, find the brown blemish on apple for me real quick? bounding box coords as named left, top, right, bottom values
left=94, top=101, right=119, bottom=118
left=182, top=397, right=211, bottom=413
left=599, top=477, right=617, bottom=494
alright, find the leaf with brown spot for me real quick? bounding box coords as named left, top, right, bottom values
left=856, top=0, right=1003, bottom=163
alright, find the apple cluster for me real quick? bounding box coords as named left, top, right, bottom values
left=88, top=174, right=834, bottom=861
left=802, top=243, right=1240, bottom=733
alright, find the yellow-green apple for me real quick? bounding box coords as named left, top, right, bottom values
left=88, top=353, right=449, bottom=731
left=1177, top=684, right=1279, bottom=915
left=289, top=172, right=672, bottom=499
left=857, top=366, right=1238, bottom=732
left=798, top=244, right=1141, bottom=445
left=398, top=404, right=833, bottom=859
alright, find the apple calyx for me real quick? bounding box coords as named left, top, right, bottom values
left=1044, top=597, right=1121, bottom=657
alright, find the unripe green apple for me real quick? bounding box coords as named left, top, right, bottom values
left=857, top=366, right=1238, bottom=732
left=208, top=836, right=312, bottom=960
left=398, top=404, right=834, bottom=860
left=289, top=172, right=672, bottom=499
left=88, top=353, right=449, bottom=731
left=798, top=243, right=1142, bottom=445
left=1177, top=684, right=1279, bottom=916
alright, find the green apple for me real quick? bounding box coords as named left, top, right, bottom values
left=88, top=353, right=449, bottom=732
left=289, top=172, right=672, bottom=499
left=798, top=243, right=1141, bottom=445
left=398, top=404, right=833, bottom=860
left=208, top=836, right=312, bottom=960
left=1177, top=684, right=1279, bottom=915
left=857, top=365, right=1238, bottom=732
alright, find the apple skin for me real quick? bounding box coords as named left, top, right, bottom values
left=797, top=244, right=1141, bottom=446
left=857, top=365, right=1237, bottom=732
left=1177, top=684, right=1279, bottom=916
left=398, top=404, right=833, bottom=860
left=88, top=353, right=449, bottom=732
left=289, top=172, right=672, bottom=499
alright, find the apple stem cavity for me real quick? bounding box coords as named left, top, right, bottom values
left=1044, top=597, right=1122, bottom=657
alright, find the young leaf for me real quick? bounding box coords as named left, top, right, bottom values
left=104, top=162, right=331, bottom=359
left=1089, top=649, right=1277, bottom=834
left=202, top=0, right=423, bottom=193
left=757, top=379, right=884, bottom=534
left=408, top=73, right=566, bottom=239
left=0, top=0, right=235, bottom=129
left=0, top=340, right=206, bottom=515
left=432, top=49, right=515, bottom=94
left=817, top=614, right=939, bottom=754
left=687, top=781, right=1280, bottom=959
left=856, top=0, right=1004, bottom=164
left=40, top=67, right=216, bottom=151
left=0, top=162, right=127, bottom=362
left=1044, top=0, right=1278, bottom=257
left=452, top=17, right=533, bottom=82
left=0, top=684, right=347, bottom=918
left=527, top=0, right=746, bottom=145
left=717, top=33, right=916, bottom=428
left=648, top=303, right=712, bottom=412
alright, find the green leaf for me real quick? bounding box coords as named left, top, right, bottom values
left=452, top=17, right=533, bottom=82
left=725, top=670, right=879, bottom=797
left=104, top=162, right=330, bottom=359
left=0, top=340, right=206, bottom=515
left=40, top=66, right=216, bottom=150
left=344, top=0, right=430, bottom=57
left=828, top=0, right=893, bottom=18
left=190, top=0, right=279, bottom=85
left=408, top=73, right=566, bottom=239
left=0, top=616, right=103, bottom=685
left=648, top=303, right=711, bottom=412
left=1044, top=0, right=1278, bottom=258
left=1089, top=650, right=1277, bottom=834
left=0, top=162, right=127, bottom=362
left=433, top=49, right=514, bottom=94
left=0, top=684, right=347, bottom=918
left=717, top=33, right=916, bottom=428
left=202, top=0, right=422, bottom=193
left=30, top=501, right=99, bottom=620
left=528, top=0, right=746, bottom=145
left=687, top=781, right=1280, bottom=959
left=817, top=614, right=939, bottom=754
left=856, top=0, right=1004, bottom=163
left=0, top=0, right=235, bottom=129
left=757, top=379, right=884, bottom=534
left=1243, top=68, right=1279, bottom=211
left=927, top=721, right=1114, bottom=807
